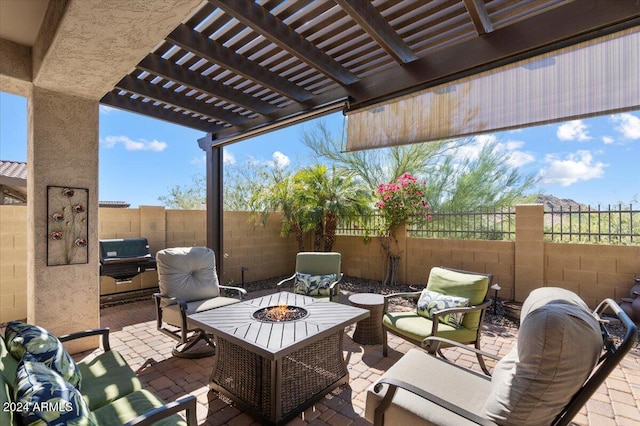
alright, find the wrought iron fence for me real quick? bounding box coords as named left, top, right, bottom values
left=409, top=208, right=516, bottom=240
left=335, top=208, right=516, bottom=241
left=544, top=204, right=639, bottom=244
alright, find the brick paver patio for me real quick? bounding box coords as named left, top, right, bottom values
left=92, top=291, right=640, bottom=426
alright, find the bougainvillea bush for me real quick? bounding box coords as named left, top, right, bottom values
left=375, top=173, right=431, bottom=235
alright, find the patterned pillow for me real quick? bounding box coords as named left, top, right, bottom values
left=294, top=273, right=337, bottom=296
left=5, top=321, right=82, bottom=388
left=15, top=354, right=95, bottom=426
left=416, top=290, right=469, bottom=328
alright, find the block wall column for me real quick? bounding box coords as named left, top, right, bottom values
left=514, top=204, right=544, bottom=301
left=27, top=87, right=99, bottom=352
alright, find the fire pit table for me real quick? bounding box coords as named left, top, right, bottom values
left=188, top=292, right=369, bottom=425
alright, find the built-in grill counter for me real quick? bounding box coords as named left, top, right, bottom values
left=99, top=238, right=158, bottom=295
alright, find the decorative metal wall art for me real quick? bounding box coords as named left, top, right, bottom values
left=47, top=186, right=89, bottom=266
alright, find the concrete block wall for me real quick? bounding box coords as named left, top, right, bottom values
left=544, top=243, right=640, bottom=307
left=0, top=205, right=27, bottom=322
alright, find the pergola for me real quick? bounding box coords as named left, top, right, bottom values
left=0, top=0, right=638, bottom=349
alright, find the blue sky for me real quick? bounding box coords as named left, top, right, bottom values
left=1, top=91, right=638, bottom=207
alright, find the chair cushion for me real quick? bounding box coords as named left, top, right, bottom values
left=14, top=355, right=96, bottom=426
left=162, top=297, right=241, bottom=327
left=77, top=350, right=142, bottom=411
left=91, top=389, right=187, bottom=426
left=5, top=321, right=82, bottom=388
left=426, top=268, right=489, bottom=331
left=383, top=312, right=477, bottom=344
left=0, top=334, right=19, bottom=392
left=416, top=289, right=468, bottom=328
left=156, top=247, right=220, bottom=306
left=483, top=288, right=603, bottom=425
left=294, top=273, right=336, bottom=296
left=366, top=348, right=491, bottom=426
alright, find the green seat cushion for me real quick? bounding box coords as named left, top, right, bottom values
left=383, top=312, right=477, bottom=344
left=5, top=321, right=82, bottom=388
left=91, top=389, right=187, bottom=426
left=15, top=355, right=95, bottom=426
left=426, top=268, right=489, bottom=331
left=1, top=335, right=19, bottom=393
left=1, top=378, right=14, bottom=426
left=77, top=350, right=142, bottom=411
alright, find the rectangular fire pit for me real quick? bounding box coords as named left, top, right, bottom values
left=189, top=292, right=369, bottom=425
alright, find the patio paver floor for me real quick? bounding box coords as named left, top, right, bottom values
left=94, top=291, right=640, bottom=426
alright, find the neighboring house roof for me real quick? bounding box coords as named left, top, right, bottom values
left=0, top=160, right=27, bottom=185
left=0, top=160, right=128, bottom=207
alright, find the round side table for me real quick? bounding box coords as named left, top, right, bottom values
left=348, top=293, right=385, bottom=345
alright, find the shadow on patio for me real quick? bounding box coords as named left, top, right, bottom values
left=91, top=288, right=640, bottom=426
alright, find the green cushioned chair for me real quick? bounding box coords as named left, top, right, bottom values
left=276, top=252, right=343, bottom=302
left=382, top=266, right=492, bottom=374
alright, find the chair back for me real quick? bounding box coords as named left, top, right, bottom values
left=295, top=252, right=341, bottom=276
left=552, top=298, right=638, bottom=425
left=426, top=267, right=492, bottom=331
left=156, top=247, right=220, bottom=306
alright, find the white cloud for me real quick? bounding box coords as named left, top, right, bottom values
left=99, top=105, right=116, bottom=114
left=540, top=150, right=607, bottom=186
left=266, top=151, right=290, bottom=168
left=102, top=135, right=167, bottom=152
left=557, top=120, right=590, bottom=141
left=456, top=135, right=534, bottom=167
left=223, top=149, right=236, bottom=164
left=190, top=155, right=206, bottom=166
left=611, top=113, right=640, bottom=139
left=602, top=136, right=614, bottom=144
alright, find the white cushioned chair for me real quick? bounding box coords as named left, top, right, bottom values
left=366, top=287, right=637, bottom=426
left=276, top=252, right=343, bottom=301
left=153, top=247, right=246, bottom=358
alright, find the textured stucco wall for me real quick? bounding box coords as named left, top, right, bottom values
left=27, top=87, right=99, bottom=351
left=0, top=38, right=32, bottom=97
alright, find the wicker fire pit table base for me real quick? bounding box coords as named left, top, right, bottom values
left=188, top=292, right=369, bottom=425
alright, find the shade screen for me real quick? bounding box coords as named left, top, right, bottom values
left=346, top=28, right=639, bottom=151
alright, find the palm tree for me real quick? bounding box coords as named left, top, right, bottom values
left=293, top=165, right=371, bottom=251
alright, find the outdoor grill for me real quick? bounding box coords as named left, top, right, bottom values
left=99, top=238, right=156, bottom=281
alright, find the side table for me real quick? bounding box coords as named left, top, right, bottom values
left=348, top=293, right=385, bottom=345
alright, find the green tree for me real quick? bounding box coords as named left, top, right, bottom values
left=250, top=164, right=371, bottom=252
left=302, top=120, right=536, bottom=211
left=158, top=174, right=205, bottom=209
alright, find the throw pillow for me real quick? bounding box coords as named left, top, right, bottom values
left=294, top=273, right=337, bottom=296
left=5, top=321, right=82, bottom=389
left=416, top=289, right=469, bottom=328
left=15, top=354, right=96, bottom=426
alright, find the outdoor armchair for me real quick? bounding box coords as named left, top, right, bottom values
left=153, top=246, right=246, bottom=358
left=276, top=252, right=343, bottom=301
left=366, top=287, right=637, bottom=426
left=382, top=266, right=492, bottom=374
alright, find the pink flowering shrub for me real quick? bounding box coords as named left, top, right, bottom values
left=375, top=173, right=431, bottom=234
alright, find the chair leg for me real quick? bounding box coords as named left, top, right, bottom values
left=382, top=329, right=388, bottom=357
left=172, top=329, right=216, bottom=359
left=475, top=340, right=491, bottom=376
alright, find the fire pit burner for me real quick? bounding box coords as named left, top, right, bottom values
left=253, top=305, right=309, bottom=322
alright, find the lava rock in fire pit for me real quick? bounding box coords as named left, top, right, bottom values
left=253, top=305, right=309, bottom=322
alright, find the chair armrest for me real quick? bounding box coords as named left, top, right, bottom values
left=383, top=291, right=422, bottom=312
left=431, top=299, right=492, bottom=321
left=153, top=293, right=188, bottom=312
left=219, top=285, right=247, bottom=299
left=421, top=336, right=501, bottom=363
left=123, top=395, right=197, bottom=426
left=276, top=274, right=297, bottom=291
left=58, top=328, right=111, bottom=352
left=372, top=377, right=495, bottom=426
